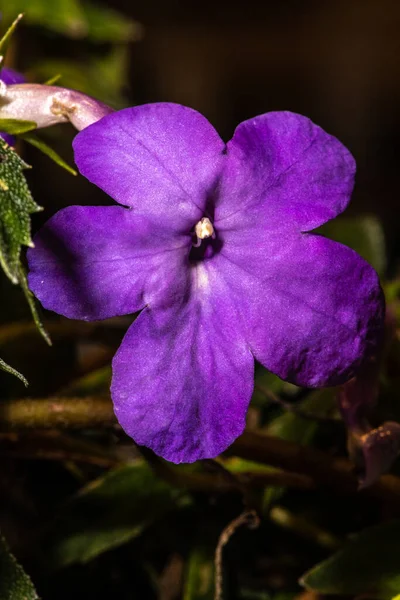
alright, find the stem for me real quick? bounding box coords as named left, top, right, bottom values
left=1, top=397, right=400, bottom=502
left=0, top=397, right=115, bottom=429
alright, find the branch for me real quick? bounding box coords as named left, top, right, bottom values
left=2, top=396, right=400, bottom=502
left=0, top=397, right=115, bottom=429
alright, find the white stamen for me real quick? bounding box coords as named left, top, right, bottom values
left=194, top=217, right=214, bottom=244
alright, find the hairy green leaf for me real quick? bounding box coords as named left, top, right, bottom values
left=0, top=139, right=42, bottom=283
left=301, top=520, right=400, bottom=597
left=49, top=462, right=186, bottom=567
left=0, top=356, right=28, bottom=386
left=0, top=534, right=38, bottom=599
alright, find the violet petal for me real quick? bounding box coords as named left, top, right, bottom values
left=111, top=292, right=254, bottom=463
left=215, top=231, right=384, bottom=387
left=27, top=205, right=190, bottom=320
left=216, top=111, right=355, bottom=231
left=73, top=103, right=225, bottom=231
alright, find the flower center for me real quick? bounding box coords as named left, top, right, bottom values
left=193, top=217, right=215, bottom=247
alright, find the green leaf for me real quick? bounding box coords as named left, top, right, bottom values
left=43, top=74, right=62, bottom=86
left=21, top=133, right=77, bottom=176
left=0, top=119, right=37, bottom=136
left=0, top=14, right=24, bottom=58
left=0, top=533, right=39, bottom=599
left=0, top=139, right=42, bottom=283
left=0, top=356, right=28, bottom=386
left=301, top=520, right=400, bottom=597
left=318, top=215, right=386, bottom=276
left=49, top=462, right=186, bottom=567
left=33, top=45, right=129, bottom=107
left=82, top=2, right=142, bottom=43
left=18, top=264, right=51, bottom=345
left=183, top=546, right=214, bottom=600
left=2, top=0, right=88, bottom=39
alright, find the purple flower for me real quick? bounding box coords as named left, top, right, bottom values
left=27, top=104, right=384, bottom=463
left=0, top=67, right=26, bottom=145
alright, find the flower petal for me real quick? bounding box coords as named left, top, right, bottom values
left=0, top=67, right=25, bottom=85
left=215, top=232, right=384, bottom=387
left=111, top=293, right=254, bottom=463
left=28, top=205, right=190, bottom=320
left=73, top=103, right=225, bottom=231
left=215, top=111, right=355, bottom=232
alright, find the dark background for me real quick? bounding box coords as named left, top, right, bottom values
left=24, top=0, right=400, bottom=270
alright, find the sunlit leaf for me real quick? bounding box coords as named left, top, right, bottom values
left=0, top=533, right=38, bottom=599
left=49, top=462, right=186, bottom=567
left=301, top=520, right=400, bottom=597
left=0, top=356, right=28, bottom=386
left=2, top=0, right=87, bottom=39
left=0, top=139, right=42, bottom=283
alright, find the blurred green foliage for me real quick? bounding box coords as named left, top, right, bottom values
left=48, top=462, right=187, bottom=567
left=302, top=520, right=400, bottom=597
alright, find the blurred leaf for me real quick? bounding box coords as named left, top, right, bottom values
left=43, top=74, right=62, bottom=86
left=21, top=132, right=77, bottom=175
left=49, top=462, right=186, bottom=567
left=0, top=139, right=42, bottom=283
left=183, top=546, right=214, bottom=600
left=82, top=2, right=141, bottom=43
left=18, top=264, right=51, bottom=345
left=0, top=356, right=28, bottom=386
left=239, top=591, right=271, bottom=600
left=60, top=365, right=112, bottom=396
left=2, top=0, right=87, bottom=39
left=33, top=46, right=129, bottom=107
left=318, top=215, right=386, bottom=276
left=0, top=119, right=37, bottom=135
left=301, top=520, right=400, bottom=597
left=0, top=533, right=39, bottom=599
left=267, top=413, right=317, bottom=445
left=252, top=367, right=298, bottom=407
left=0, top=13, right=23, bottom=58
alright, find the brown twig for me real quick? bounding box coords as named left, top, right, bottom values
left=214, top=510, right=260, bottom=600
